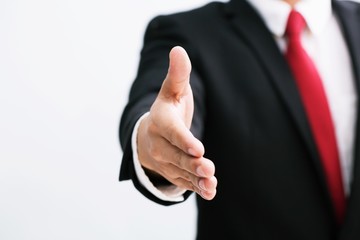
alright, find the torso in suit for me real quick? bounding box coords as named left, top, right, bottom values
left=119, top=0, right=360, bottom=239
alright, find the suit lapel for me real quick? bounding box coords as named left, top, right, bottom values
left=333, top=1, right=360, bottom=236
left=224, top=0, right=331, bottom=199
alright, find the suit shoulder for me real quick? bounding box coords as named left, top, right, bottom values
left=171, top=1, right=226, bottom=18
left=148, top=1, right=228, bottom=28
left=334, top=0, right=360, bottom=11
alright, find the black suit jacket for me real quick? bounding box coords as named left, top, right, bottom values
left=119, top=1, right=360, bottom=239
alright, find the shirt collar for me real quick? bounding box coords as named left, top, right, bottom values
left=246, top=0, right=332, bottom=37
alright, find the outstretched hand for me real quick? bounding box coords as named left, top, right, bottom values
left=137, top=46, right=217, bottom=200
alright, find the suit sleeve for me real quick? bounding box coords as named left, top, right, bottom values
left=118, top=15, right=206, bottom=206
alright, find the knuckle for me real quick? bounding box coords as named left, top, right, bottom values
left=148, top=144, right=161, bottom=160
left=147, top=121, right=159, bottom=135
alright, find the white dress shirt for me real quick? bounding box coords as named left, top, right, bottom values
left=132, top=0, right=357, bottom=201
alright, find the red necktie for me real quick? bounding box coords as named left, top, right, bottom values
left=285, top=10, right=346, bottom=224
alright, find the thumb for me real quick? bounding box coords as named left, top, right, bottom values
left=160, top=46, right=192, bottom=99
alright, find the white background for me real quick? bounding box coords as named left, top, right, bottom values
left=0, top=0, right=358, bottom=240
left=0, top=1, right=221, bottom=240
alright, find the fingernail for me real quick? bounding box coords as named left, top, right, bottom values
left=188, top=148, right=196, bottom=156
left=200, top=190, right=209, bottom=200
left=199, top=179, right=206, bottom=191
left=196, top=166, right=206, bottom=177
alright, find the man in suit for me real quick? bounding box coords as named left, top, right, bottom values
left=119, top=0, right=360, bottom=239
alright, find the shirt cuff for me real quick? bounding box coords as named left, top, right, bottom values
left=132, top=112, right=186, bottom=202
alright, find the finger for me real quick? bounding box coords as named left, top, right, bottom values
left=148, top=111, right=205, bottom=157
left=149, top=129, right=208, bottom=174
left=158, top=162, right=199, bottom=189
left=198, top=176, right=218, bottom=193
left=159, top=46, right=192, bottom=100
left=158, top=163, right=217, bottom=200
left=164, top=123, right=204, bottom=158
left=200, top=188, right=217, bottom=201
left=172, top=175, right=217, bottom=201
left=147, top=135, right=216, bottom=194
